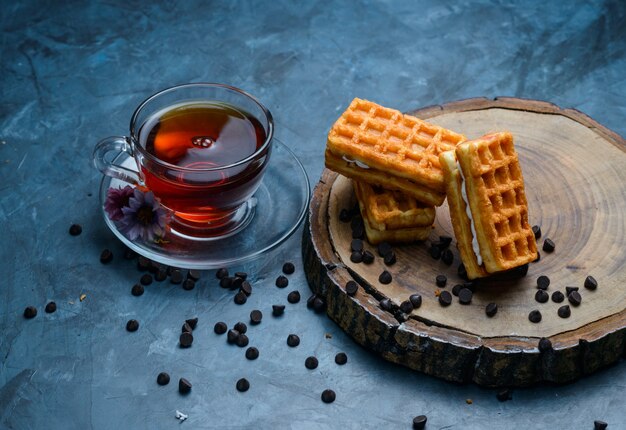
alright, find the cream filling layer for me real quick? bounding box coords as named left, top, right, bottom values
left=457, top=162, right=483, bottom=266
left=342, top=155, right=370, bottom=169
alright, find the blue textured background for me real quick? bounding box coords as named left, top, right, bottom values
left=1, top=1, right=625, bottom=428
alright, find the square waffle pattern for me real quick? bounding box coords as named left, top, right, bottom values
left=456, top=132, right=537, bottom=273
left=325, top=98, right=466, bottom=205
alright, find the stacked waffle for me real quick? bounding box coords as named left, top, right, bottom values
left=325, top=99, right=537, bottom=279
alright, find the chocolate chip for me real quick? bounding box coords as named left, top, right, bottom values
left=179, top=332, right=193, bottom=348
left=568, top=290, right=582, bottom=306
left=240, top=281, right=253, bottom=296
left=287, top=291, right=301, bottom=304
left=227, top=329, right=240, bottom=344
left=351, top=238, right=364, bottom=253
left=245, top=347, right=259, bottom=360
left=532, top=225, right=541, bottom=239
left=182, top=279, right=195, bottom=291
left=428, top=245, right=441, bottom=260
left=275, top=275, right=289, bottom=288
left=552, top=291, right=565, bottom=303
left=339, top=208, right=351, bottom=222
left=272, top=305, right=285, bottom=317
left=537, top=275, right=550, bottom=290
left=137, top=256, right=150, bottom=271
left=452, top=284, right=462, bottom=296
left=496, top=389, right=512, bottom=402
left=69, top=224, right=82, bottom=236
left=350, top=251, right=363, bottom=263
left=130, top=284, right=144, bottom=299
left=187, top=269, right=201, bottom=281
left=362, top=250, right=375, bottom=264
left=438, top=291, right=452, bottom=306
left=178, top=378, right=192, bottom=394
left=459, top=288, right=473, bottom=305
left=535, top=289, right=549, bottom=303
left=155, top=269, right=167, bottom=282
left=439, top=235, right=453, bottom=248
left=312, top=297, right=325, bottom=313
left=538, top=337, right=552, bottom=352
left=282, top=262, right=295, bottom=275
left=542, top=238, right=555, bottom=252
left=351, top=216, right=364, bottom=231
left=485, top=303, right=498, bottom=317
left=584, top=275, right=598, bottom=290
left=379, top=298, right=392, bottom=311
left=379, top=270, right=392, bottom=284
left=185, top=318, right=198, bottom=330
left=435, top=274, right=447, bottom=287
left=594, top=420, right=608, bottom=430
left=100, top=249, right=113, bottom=264
left=126, top=319, right=139, bottom=332
left=287, top=334, right=300, bottom=347
left=400, top=300, right=414, bottom=314
left=216, top=268, right=229, bottom=279
left=335, top=352, right=348, bottom=365
left=441, top=249, right=454, bottom=265
left=352, top=225, right=364, bottom=239
left=565, top=286, right=579, bottom=296
left=321, top=389, right=336, bottom=403
left=235, top=378, right=249, bottom=392
left=234, top=271, right=248, bottom=281
left=214, top=321, right=227, bottom=334
left=231, top=276, right=244, bottom=290
left=528, top=310, right=542, bottom=323
left=157, top=372, right=170, bottom=386
left=45, top=302, right=56, bottom=313
left=250, top=310, right=263, bottom=325
left=23, top=306, right=37, bottom=319
left=409, top=294, right=422, bottom=309
left=458, top=263, right=468, bottom=280
left=170, top=270, right=183, bottom=284
left=305, top=356, right=319, bottom=369
left=234, top=292, right=247, bottom=305
left=557, top=304, right=569, bottom=318
left=219, top=276, right=233, bottom=289
left=345, top=281, right=358, bottom=296
left=377, top=242, right=392, bottom=257
left=138, top=274, right=152, bottom=286
left=383, top=252, right=396, bottom=266
left=182, top=322, right=193, bottom=334
left=412, top=415, right=427, bottom=429
left=233, top=322, right=247, bottom=334
left=236, top=334, right=249, bottom=348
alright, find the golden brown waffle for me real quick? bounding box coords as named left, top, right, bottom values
left=325, top=98, right=467, bottom=206
left=353, top=180, right=434, bottom=245
left=440, top=132, right=537, bottom=278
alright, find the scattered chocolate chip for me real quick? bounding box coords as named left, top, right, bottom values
left=287, top=291, right=301, bottom=304
left=485, top=303, right=498, bottom=317
left=514, top=263, right=529, bottom=277
left=379, top=270, right=392, bottom=284
left=362, top=250, right=374, bottom=264
left=441, top=249, right=454, bottom=265
left=584, top=275, right=598, bottom=290
left=352, top=225, right=364, bottom=239
left=428, top=245, right=441, bottom=260
left=281, top=262, right=295, bottom=275
left=182, top=322, right=193, bottom=334
left=542, top=238, right=555, bottom=252
left=400, top=300, right=414, bottom=314
left=157, top=372, right=170, bottom=386
left=178, top=378, right=192, bottom=394
left=435, top=274, right=447, bottom=288
left=155, top=269, right=167, bottom=282
left=305, top=356, right=319, bottom=369
left=535, top=289, right=549, bottom=303
left=139, top=274, right=152, bottom=286
left=287, top=334, right=300, bottom=347
left=236, top=334, right=249, bottom=347
left=321, top=389, right=336, bottom=403
left=250, top=310, right=263, bottom=325
left=232, top=322, right=247, bottom=334
left=312, top=297, right=325, bottom=313
left=351, top=216, right=364, bottom=231
left=170, top=270, right=183, bottom=284
left=335, top=352, right=348, bottom=365
left=594, top=420, right=608, bottom=430
left=216, top=268, right=229, bottom=279
left=538, top=337, right=552, bottom=352
left=219, top=276, right=232, bottom=289
left=126, top=319, right=139, bottom=332
left=275, top=275, right=289, bottom=288
left=409, top=294, right=422, bottom=309
left=234, top=271, right=247, bottom=281
left=272, top=305, right=285, bottom=317
left=182, top=279, right=195, bottom=291
left=245, top=347, right=259, bottom=360
left=552, top=291, right=565, bottom=303
left=69, top=224, right=82, bottom=236
left=137, top=256, right=150, bottom=271
left=339, top=208, right=351, bottom=222
left=537, top=275, right=550, bottom=290
left=459, top=288, right=473, bottom=305
left=345, top=281, right=358, bottom=296
left=227, top=329, right=240, bottom=344
left=185, top=318, right=198, bottom=330
left=565, top=286, right=579, bottom=296
left=452, top=284, right=462, bottom=296
left=377, top=242, right=392, bottom=257
left=351, top=239, right=364, bottom=253
left=214, top=321, right=227, bottom=334
left=236, top=378, right=250, bottom=392
left=231, top=276, right=244, bottom=290
left=383, top=252, right=396, bottom=266
left=439, top=235, right=453, bottom=248
left=458, top=263, right=468, bottom=280
left=350, top=251, right=363, bottom=263
left=23, top=306, right=37, bottom=319
left=532, top=225, right=541, bottom=239
left=568, top=290, right=582, bottom=306
left=234, top=292, right=247, bottom=305
left=240, top=281, right=253, bottom=296
left=179, top=332, right=193, bottom=348
left=45, top=302, right=56, bottom=313
left=307, top=294, right=316, bottom=308
left=379, top=298, right=392, bottom=311
left=100, top=249, right=113, bottom=264
left=528, top=310, right=542, bottom=323
left=496, top=389, right=512, bottom=402
left=438, top=291, right=452, bottom=306
left=412, top=415, right=427, bottom=429
left=187, top=269, right=201, bottom=281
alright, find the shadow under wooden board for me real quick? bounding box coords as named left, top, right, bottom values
left=302, top=97, right=626, bottom=387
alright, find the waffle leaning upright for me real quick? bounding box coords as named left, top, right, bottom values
left=325, top=98, right=467, bottom=206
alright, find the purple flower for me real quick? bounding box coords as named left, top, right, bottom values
left=104, top=185, right=135, bottom=221
left=118, top=189, right=168, bottom=241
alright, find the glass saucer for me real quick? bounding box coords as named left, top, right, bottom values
left=99, top=140, right=310, bottom=269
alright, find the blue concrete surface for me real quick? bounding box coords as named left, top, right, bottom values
left=1, top=1, right=625, bottom=428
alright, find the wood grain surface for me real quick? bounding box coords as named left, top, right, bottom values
left=303, top=97, right=626, bottom=387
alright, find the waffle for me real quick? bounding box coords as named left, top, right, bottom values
left=440, top=132, right=537, bottom=278
left=325, top=98, right=467, bottom=207
left=353, top=180, right=434, bottom=245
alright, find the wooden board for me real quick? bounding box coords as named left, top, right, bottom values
left=302, top=97, right=626, bottom=387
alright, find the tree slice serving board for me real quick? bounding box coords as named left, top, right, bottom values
left=302, top=97, right=626, bottom=387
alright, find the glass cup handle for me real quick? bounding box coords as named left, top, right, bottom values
left=93, top=136, right=141, bottom=185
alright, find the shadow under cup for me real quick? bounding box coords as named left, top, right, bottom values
left=95, top=84, right=274, bottom=240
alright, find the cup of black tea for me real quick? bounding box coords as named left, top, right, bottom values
left=93, top=83, right=273, bottom=239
